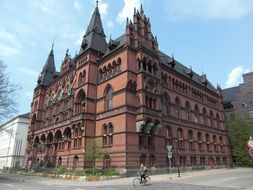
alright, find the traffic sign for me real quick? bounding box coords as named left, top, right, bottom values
left=247, top=140, right=253, bottom=148
left=167, top=145, right=172, bottom=152
left=248, top=147, right=253, bottom=157
left=168, top=152, right=173, bottom=158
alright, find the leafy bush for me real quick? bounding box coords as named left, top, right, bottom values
left=74, top=168, right=119, bottom=176
left=56, top=166, right=67, bottom=174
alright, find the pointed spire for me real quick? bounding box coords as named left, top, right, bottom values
left=42, top=45, right=55, bottom=72
left=79, top=3, right=107, bottom=55
left=64, top=48, right=69, bottom=60
left=96, top=0, right=98, bottom=7
left=134, top=7, right=136, bottom=15
left=38, top=45, right=56, bottom=86
left=85, top=3, right=105, bottom=37
left=140, top=4, right=144, bottom=13
left=126, top=17, right=129, bottom=27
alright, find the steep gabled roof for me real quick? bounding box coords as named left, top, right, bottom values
left=37, top=48, right=57, bottom=87
left=158, top=51, right=217, bottom=92
left=79, top=5, right=107, bottom=55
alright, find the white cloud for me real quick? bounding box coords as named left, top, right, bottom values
left=225, top=66, right=251, bottom=88
left=165, top=0, right=253, bottom=20
left=107, top=20, right=114, bottom=28
left=117, top=0, right=141, bottom=23
left=74, top=0, right=82, bottom=10
left=98, top=0, right=108, bottom=19
left=0, top=28, right=22, bottom=58
left=18, top=67, right=39, bottom=78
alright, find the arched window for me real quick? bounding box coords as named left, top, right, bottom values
left=219, top=136, right=224, bottom=152
left=188, top=130, right=194, bottom=150
left=202, top=108, right=207, bottom=126
left=78, top=73, right=83, bottom=86
left=162, top=93, right=170, bottom=116
left=73, top=156, right=79, bottom=169
left=216, top=113, right=220, bottom=128
left=99, top=69, right=103, bottom=82
left=148, top=60, right=152, bottom=73
left=206, top=133, right=211, bottom=151
left=185, top=101, right=191, bottom=121
left=197, top=132, right=203, bottom=150
left=210, top=111, right=214, bottom=127
left=102, top=123, right=113, bottom=147
left=75, top=90, right=86, bottom=114
left=194, top=105, right=199, bottom=123
left=165, top=126, right=172, bottom=146
left=177, top=128, right=184, bottom=149
left=175, top=97, right=181, bottom=119
left=140, top=154, right=147, bottom=166
left=31, top=114, right=36, bottom=130
left=58, top=157, right=62, bottom=167
left=103, top=155, right=111, bottom=169
left=149, top=155, right=155, bottom=168
left=105, top=86, right=113, bottom=111
left=213, top=135, right=217, bottom=151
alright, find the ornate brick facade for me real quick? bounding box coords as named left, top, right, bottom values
left=25, top=5, right=230, bottom=173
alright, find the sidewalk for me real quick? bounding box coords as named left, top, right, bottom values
left=149, top=167, right=251, bottom=182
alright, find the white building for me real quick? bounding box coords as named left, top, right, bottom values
left=0, top=113, right=29, bottom=169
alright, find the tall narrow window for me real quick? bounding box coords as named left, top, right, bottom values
left=194, top=105, right=199, bottom=123
left=105, top=86, right=113, bottom=110
left=175, top=97, right=181, bottom=119
left=185, top=102, right=190, bottom=121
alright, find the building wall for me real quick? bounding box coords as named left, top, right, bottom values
left=0, top=116, right=29, bottom=169
left=26, top=6, right=230, bottom=173
left=223, top=72, right=253, bottom=122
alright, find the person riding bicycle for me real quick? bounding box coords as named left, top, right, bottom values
left=138, top=164, right=148, bottom=183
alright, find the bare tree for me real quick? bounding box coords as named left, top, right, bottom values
left=0, top=61, right=19, bottom=127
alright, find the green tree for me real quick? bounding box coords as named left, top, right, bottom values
left=228, top=116, right=253, bottom=166
left=0, top=61, right=19, bottom=129
left=84, top=139, right=106, bottom=175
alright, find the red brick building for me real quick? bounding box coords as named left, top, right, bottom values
left=26, top=4, right=230, bottom=173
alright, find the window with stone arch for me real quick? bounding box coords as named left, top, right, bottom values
left=185, top=101, right=191, bottom=121
left=213, top=135, right=218, bottom=151
left=202, top=108, right=207, bottom=126
left=102, top=123, right=113, bottom=147
left=98, top=69, right=103, bottom=82
left=197, top=132, right=203, bottom=150
left=103, top=154, right=111, bottom=169
left=188, top=130, right=194, bottom=150
left=206, top=133, right=211, bottom=151
left=219, top=136, right=224, bottom=152
left=177, top=128, right=184, bottom=149
left=165, top=126, right=173, bottom=147
left=116, top=57, right=121, bottom=73
left=31, top=114, right=37, bottom=130
left=194, top=105, right=200, bottom=123
left=104, top=85, right=113, bottom=111
left=210, top=110, right=214, bottom=127
left=75, top=89, right=86, bottom=114
left=162, top=93, right=170, bottom=116
left=216, top=113, right=220, bottom=128
left=175, top=97, right=181, bottom=119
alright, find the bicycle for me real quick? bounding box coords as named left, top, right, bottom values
left=132, top=173, right=151, bottom=187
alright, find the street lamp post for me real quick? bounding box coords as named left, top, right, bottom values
left=175, top=139, right=180, bottom=178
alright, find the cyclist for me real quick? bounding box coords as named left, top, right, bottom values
left=138, top=164, right=148, bottom=183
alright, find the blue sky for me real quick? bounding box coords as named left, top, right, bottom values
left=0, top=0, right=253, bottom=118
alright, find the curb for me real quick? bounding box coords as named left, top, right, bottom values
left=35, top=173, right=121, bottom=181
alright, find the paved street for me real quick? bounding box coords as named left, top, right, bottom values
left=0, top=168, right=252, bottom=190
